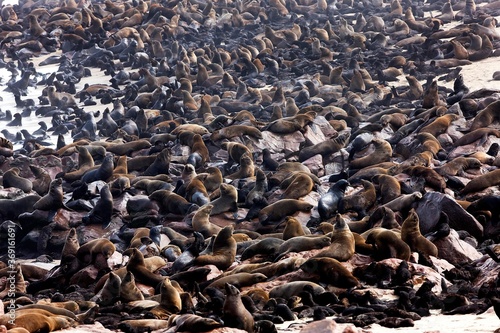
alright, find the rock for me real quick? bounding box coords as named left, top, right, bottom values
left=433, top=229, right=482, bottom=265
left=70, top=265, right=99, bottom=287
left=302, top=154, right=324, bottom=177
left=414, top=192, right=483, bottom=240
left=254, top=131, right=305, bottom=156
left=304, top=122, right=327, bottom=146
left=299, top=319, right=337, bottom=333
left=313, top=116, right=337, bottom=138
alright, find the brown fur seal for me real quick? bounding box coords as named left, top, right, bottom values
left=205, top=272, right=267, bottom=290
left=298, top=131, right=349, bottom=162
left=120, top=271, right=145, bottom=302
left=381, top=192, right=423, bottom=215
left=211, top=125, right=262, bottom=141
left=148, top=277, right=181, bottom=319
left=62, top=145, right=95, bottom=182
left=81, top=153, right=114, bottom=184
left=141, top=148, right=171, bottom=177
left=269, top=281, right=325, bottom=299
left=349, top=139, right=393, bottom=170
left=373, top=174, right=401, bottom=204
left=187, top=134, right=210, bottom=169
left=282, top=216, right=307, bottom=240
left=76, top=238, right=115, bottom=268
left=4, top=312, right=73, bottom=333
left=29, top=165, right=52, bottom=196
left=223, top=283, right=254, bottom=333
left=314, top=214, right=355, bottom=261
left=460, top=169, right=500, bottom=195
left=149, top=190, right=198, bottom=216
left=33, top=178, right=65, bottom=211
left=196, top=167, right=223, bottom=193
left=435, top=157, right=482, bottom=177
left=221, top=141, right=252, bottom=165
left=47, top=85, right=77, bottom=107
left=2, top=167, right=32, bottom=193
left=339, top=179, right=376, bottom=218
left=401, top=208, right=438, bottom=257
left=419, top=114, right=459, bottom=137
left=82, top=184, right=114, bottom=228
left=300, top=257, right=359, bottom=288
left=245, top=167, right=268, bottom=206
left=194, top=226, right=237, bottom=270
left=259, top=199, right=314, bottom=224
left=210, top=183, right=238, bottom=216
left=184, top=177, right=210, bottom=206
left=280, top=172, right=314, bottom=199
left=126, top=248, right=165, bottom=288
left=364, top=228, right=411, bottom=261
left=469, top=100, right=500, bottom=131
left=275, top=235, right=331, bottom=261
left=192, top=204, right=221, bottom=238
left=61, top=228, right=79, bottom=260
left=226, top=153, right=255, bottom=180
left=91, top=271, right=121, bottom=306
left=453, top=128, right=500, bottom=147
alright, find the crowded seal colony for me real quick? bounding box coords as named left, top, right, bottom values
left=1, top=0, right=500, bottom=332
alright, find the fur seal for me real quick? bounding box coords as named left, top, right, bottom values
left=275, top=235, right=331, bottom=261
left=2, top=167, right=32, bottom=193
left=349, top=139, right=393, bottom=170
left=259, top=199, right=314, bottom=225
left=76, top=238, right=116, bottom=268
left=120, top=271, right=145, bottom=303
left=364, top=228, right=411, bottom=261
left=469, top=100, right=500, bottom=131
left=192, top=204, right=221, bottom=238
left=298, top=131, right=349, bottom=162
left=81, top=153, right=114, bottom=184
left=211, top=125, right=263, bottom=141
left=401, top=208, right=438, bottom=257
left=82, top=184, right=113, bottom=228
left=460, top=169, right=500, bottom=195
left=149, top=190, right=198, bottom=216
left=194, top=225, right=237, bottom=270
left=372, top=174, right=401, bottom=204
left=126, top=248, right=165, bottom=288
left=314, top=214, right=355, bottom=261
left=318, top=179, right=350, bottom=220
left=187, top=134, right=210, bottom=169
left=280, top=172, right=314, bottom=199
left=29, top=165, right=52, bottom=196
left=300, top=257, right=359, bottom=288
left=338, top=179, right=376, bottom=218
left=210, top=183, right=238, bottom=216
left=91, top=271, right=121, bottom=306
left=223, top=283, right=254, bottom=333
left=435, top=157, right=481, bottom=177
left=245, top=167, right=268, bottom=207
left=269, top=281, right=325, bottom=299
left=33, top=178, right=65, bottom=211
